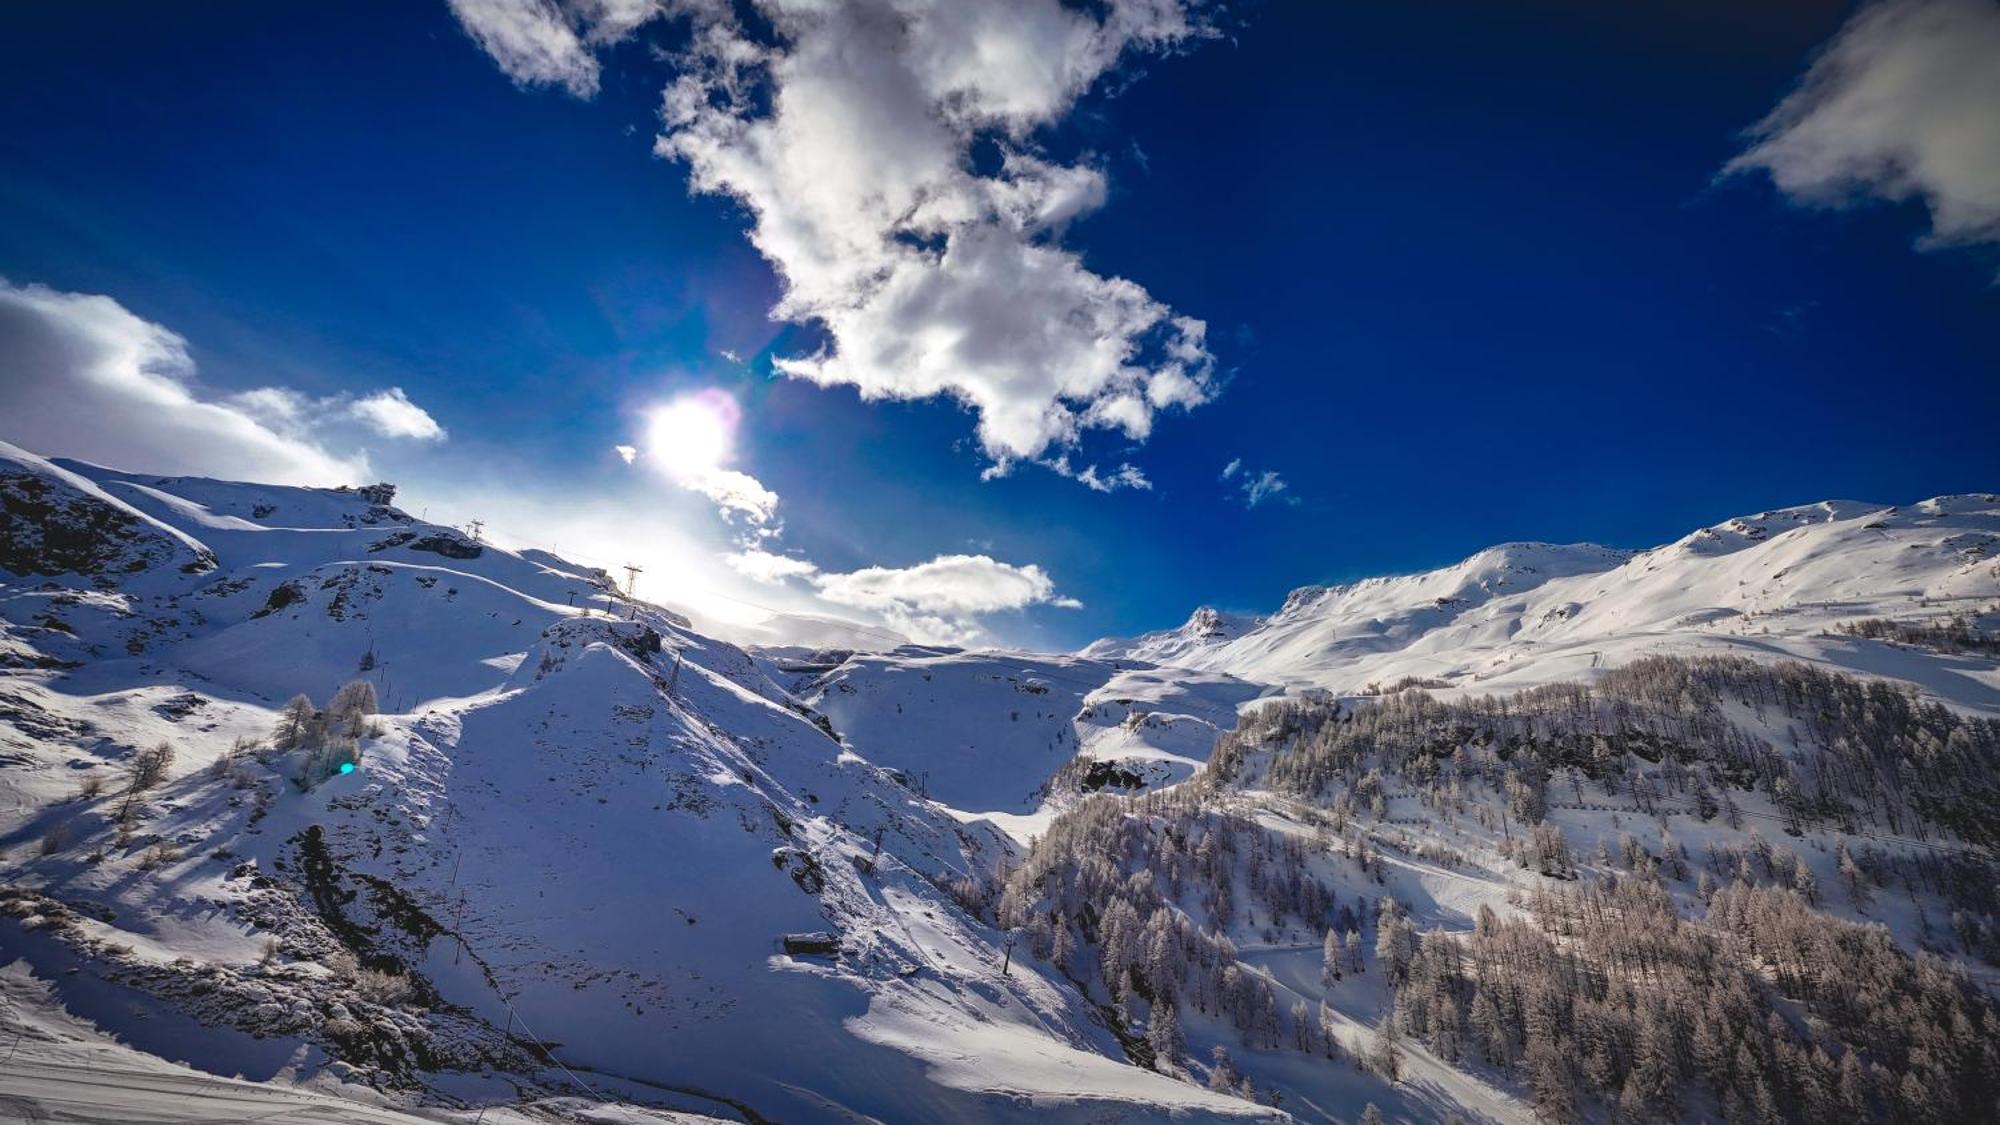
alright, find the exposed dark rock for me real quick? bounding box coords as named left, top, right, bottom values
left=0, top=469, right=213, bottom=577
left=253, top=580, right=307, bottom=618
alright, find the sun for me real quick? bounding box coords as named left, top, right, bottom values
left=643, top=389, right=740, bottom=481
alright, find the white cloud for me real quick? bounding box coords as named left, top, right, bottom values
left=447, top=0, right=600, bottom=97
left=1075, top=462, right=1152, bottom=493
left=724, top=548, right=820, bottom=584
left=1039, top=454, right=1152, bottom=492
left=810, top=552, right=1080, bottom=644
left=350, top=387, right=447, bottom=440
left=1725, top=0, right=2000, bottom=253
left=1220, top=457, right=1294, bottom=508
left=456, top=0, right=1219, bottom=481
left=603, top=386, right=1074, bottom=641
left=724, top=546, right=1085, bottom=644
left=616, top=389, right=781, bottom=537
left=1241, top=470, right=1289, bottom=508
left=0, top=278, right=1071, bottom=650
left=228, top=384, right=448, bottom=445
left=0, top=279, right=432, bottom=486
left=682, top=466, right=779, bottom=530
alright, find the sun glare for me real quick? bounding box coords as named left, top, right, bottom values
left=644, top=389, right=740, bottom=480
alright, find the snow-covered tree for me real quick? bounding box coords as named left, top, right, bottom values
left=273, top=693, right=315, bottom=749
left=1206, top=1044, right=1240, bottom=1093
left=326, top=679, right=378, bottom=737
left=1147, top=1001, right=1182, bottom=1072
left=1369, top=1018, right=1402, bottom=1084
left=1318, top=1001, right=1343, bottom=1060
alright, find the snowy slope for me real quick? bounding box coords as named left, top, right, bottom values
left=0, top=441, right=1275, bottom=1124
left=797, top=647, right=1266, bottom=844
left=1081, top=605, right=1264, bottom=668
left=1085, top=500, right=2000, bottom=712
left=0, top=957, right=720, bottom=1125
left=6, top=440, right=1994, bottom=1125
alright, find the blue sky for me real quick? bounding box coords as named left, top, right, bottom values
left=2, top=0, right=1995, bottom=649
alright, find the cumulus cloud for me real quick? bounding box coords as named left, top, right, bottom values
left=810, top=552, right=1081, bottom=644
left=455, top=0, right=1219, bottom=480
left=0, top=280, right=439, bottom=486
left=1220, top=457, right=1294, bottom=508
left=1725, top=0, right=2000, bottom=253
left=447, top=0, right=600, bottom=96
left=725, top=545, right=1085, bottom=643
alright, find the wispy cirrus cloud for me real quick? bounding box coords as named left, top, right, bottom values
left=724, top=547, right=821, bottom=584
left=1040, top=454, right=1152, bottom=493
left=350, top=388, right=448, bottom=440
left=446, top=0, right=600, bottom=97
left=450, top=0, right=1220, bottom=486
left=1725, top=0, right=2000, bottom=257
left=1220, top=457, right=1295, bottom=509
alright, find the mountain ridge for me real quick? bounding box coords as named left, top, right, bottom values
left=1082, top=493, right=2000, bottom=704
left=4, top=442, right=1997, bottom=1124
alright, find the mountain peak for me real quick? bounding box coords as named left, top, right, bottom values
left=1184, top=605, right=1254, bottom=639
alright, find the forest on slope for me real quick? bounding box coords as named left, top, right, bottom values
left=994, top=654, right=2000, bottom=1121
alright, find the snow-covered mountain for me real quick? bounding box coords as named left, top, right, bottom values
left=1082, top=604, right=1265, bottom=668
left=4, top=441, right=1997, bottom=1124
left=0, top=441, right=1272, bottom=1123
left=1085, top=500, right=2000, bottom=708
left=789, top=646, right=1265, bottom=842
left=1047, top=500, right=2000, bottom=1124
